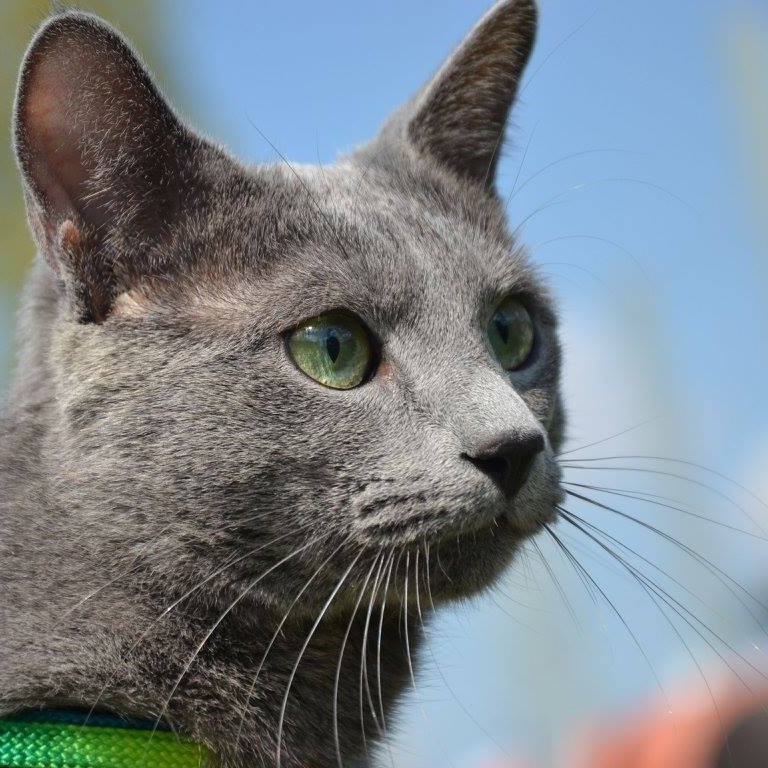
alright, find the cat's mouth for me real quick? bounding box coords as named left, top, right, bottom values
left=355, top=480, right=561, bottom=544
left=414, top=484, right=563, bottom=598
left=356, top=447, right=562, bottom=536
left=345, top=495, right=560, bottom=604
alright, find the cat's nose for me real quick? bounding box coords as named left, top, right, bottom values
left=463, top=432, right=545, bottom=499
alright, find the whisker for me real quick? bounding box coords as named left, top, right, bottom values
left=560, top=462, right=768, bottom=536
left=417, top=541, right=520, bottom=764
left=245, top=116, right=354, bottom=264
left=532, top=233, right=651, bottom=282
left=518, top=10, right=598, bottom=98
left=404, top=549, right=457, bottom=768
left=423, top=543, right=436, bottom=614
left=530, top=537, right=580, bottom=628
left=559, top=509, right=768, bottom=685
left=556, top=510, right=737, bottom=733
left=413, top=544, right=426, bottom=627
left=375, top=552, right=397, bottom=738
left=507, top=122, right=537, bottom=200
left=433, top=541, right=452, bottom=586
left=545, top=523, right=669, bottom=703
left=511, top=148, right=639, bottom=202
left=275, top=550, right=363, bottom=768
left=512, top=175, right=695, bottom=243
left=536, top=260, right=607, bottom=288
left=333, top=554, right=381, bottom=768
left=146, top=536, right=322, bottom=759
left=557, top=419, right=660, bottom=457
left=564, top=488, right=768, bottom=620
left=232, top=537, right=350, bottom=752
left=545, top=524, right=599, bottom=604
left=557, top=505, right=768, bottom=757
left=82, top=525, right=314, bottom=729
left=403, top=551, right=417, bottom=692
left=558, top=502, right=744, bottom=636
left=563, top=480, right=767, bottom=540
left=482, top=115, right=523, bottom=189
left=561, top=453, right=768, bottom=517
left=510, top=197, right=569, bottom=238
left=54, top=556, right=144, bottom=628
left=358, top=552, right=390, bottom=764
left=560, top=176, right=695, bottom=211
left=537, top=267, right=588, bottom=292
left=512, top=540, right=544, bottom=594
left=412, top=547, right=454, bottom=766
left=486, top=593, right=542, bottom=634
left=57, top=521, right=191, bottom=626
left=492, top=573, right=547, bottom=612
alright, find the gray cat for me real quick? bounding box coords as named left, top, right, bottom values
left=1, top=1, right=566, bottom=766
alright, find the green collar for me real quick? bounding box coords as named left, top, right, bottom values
left=0, top=710, right=216, bottom=768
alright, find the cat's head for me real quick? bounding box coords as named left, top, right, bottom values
left=13, top=0, right=563, bottom=611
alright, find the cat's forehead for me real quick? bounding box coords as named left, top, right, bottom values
left=140, top=158, right=550, bottom=336
left=244, top=162, right=542, bottom=319
left=295, top=161, right=521, bottom=279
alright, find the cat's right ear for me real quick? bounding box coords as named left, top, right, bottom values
left=13, top=12, right=205, bottom=321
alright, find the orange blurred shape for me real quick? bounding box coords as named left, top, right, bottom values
left=567, top=684, right=768, bottom=768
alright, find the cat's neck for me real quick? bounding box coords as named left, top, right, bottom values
left=4, top=260, right=61, bottom=418
left=1, top=573, right=420, bottom=767
left=0, top=261, right=70, bottom=556
left=160, top=602, right=419, bottom=767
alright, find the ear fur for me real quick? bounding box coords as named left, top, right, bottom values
left=13, top=11, right=203, bottom=321
left=374, top=0, right=538, bottom=188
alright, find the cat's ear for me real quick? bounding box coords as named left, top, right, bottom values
left=13, top=11, right=204, bottom=321
left=375, top=0, right=537, bottom=188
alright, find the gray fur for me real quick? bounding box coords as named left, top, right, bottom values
left=0, top=2, right=564, bottom=766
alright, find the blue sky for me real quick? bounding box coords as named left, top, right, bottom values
left=2, top=1, right=767, bottom=765
left=153, top=3, right=768, bottom=764
left=165, top=0, right=767, bottom=462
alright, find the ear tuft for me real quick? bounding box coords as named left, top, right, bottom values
left=404, top=0, right=538, bottom=187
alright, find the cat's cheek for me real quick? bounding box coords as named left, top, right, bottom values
left=544, top=391, right=568, bottom=454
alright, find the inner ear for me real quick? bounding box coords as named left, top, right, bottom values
left=13, top=11, right=207, bottom=320
left=15, top=12, right=189, bottom=237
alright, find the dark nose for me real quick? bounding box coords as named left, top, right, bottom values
left=463, top=432, right=545, bottom=499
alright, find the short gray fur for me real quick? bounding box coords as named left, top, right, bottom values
left=1, top=2, right=565, bottom=766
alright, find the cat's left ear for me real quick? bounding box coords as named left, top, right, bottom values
left=371, top=0, right=537, bottom=188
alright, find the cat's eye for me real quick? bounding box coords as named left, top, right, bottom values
left=287, top=312, right=373, bottom=390
left=487, top=296, right=535, bottom=371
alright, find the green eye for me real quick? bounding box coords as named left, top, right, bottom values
left=288, top=312, right=373, bottom=390
left=488, top=297, right=535, bottom=370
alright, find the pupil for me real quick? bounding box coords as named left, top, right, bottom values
left=326, top=332, right=341, bottom=363
left=494, top=317, right=510, bottom=345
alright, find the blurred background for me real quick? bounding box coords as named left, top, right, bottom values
left=1, top=1, right=767, bottom=766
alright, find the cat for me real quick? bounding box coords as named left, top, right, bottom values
left=0, top=1, right=566, bottom=766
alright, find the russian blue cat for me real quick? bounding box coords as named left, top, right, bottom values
left=1, top=1, right=565, bottom=765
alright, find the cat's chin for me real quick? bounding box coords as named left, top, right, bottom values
left=420, top=500, right=560, bottom=603
left=337, top=479, right=564, bottom=606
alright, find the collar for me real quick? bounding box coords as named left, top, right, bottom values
left=0, top=710, right=216, bottom=768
